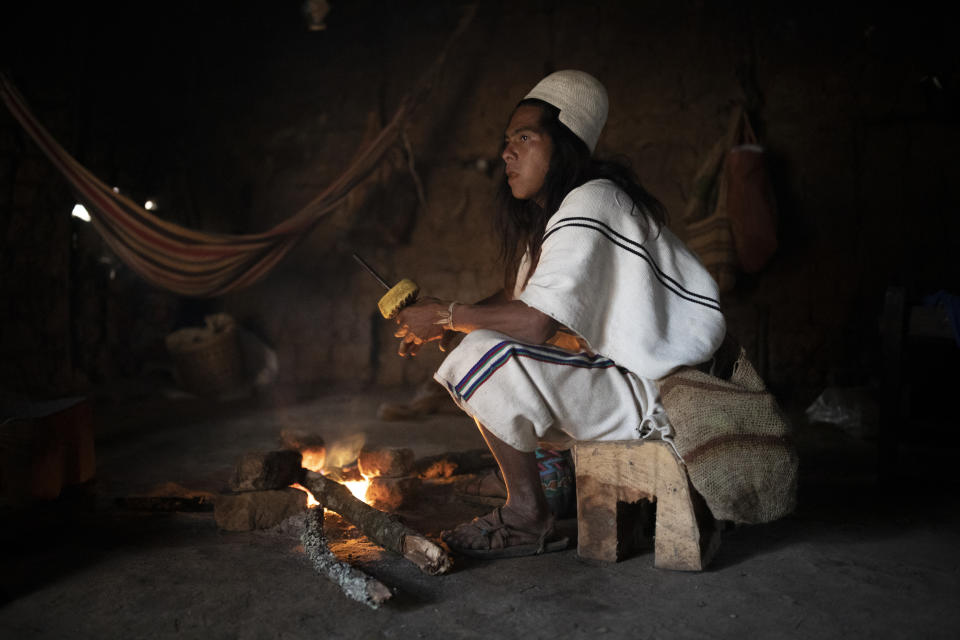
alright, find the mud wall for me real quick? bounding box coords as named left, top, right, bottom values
left=2, top=1, right=957, bottom=406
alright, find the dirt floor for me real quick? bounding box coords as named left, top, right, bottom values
left=1, top=381, right=959, bottom=639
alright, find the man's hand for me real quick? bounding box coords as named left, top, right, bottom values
left=394, top=297, right=447, bottom=357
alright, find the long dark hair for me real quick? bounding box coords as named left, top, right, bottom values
left=495, top=98, right=667, bottom=290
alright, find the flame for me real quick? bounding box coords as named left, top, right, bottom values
left=290, top=433, right=373, bottom=506
left=290, top=482, right=319, bottom=508
left=342, top=479, right=370, bottom=503
left=290, top=477, right=373, bottom=507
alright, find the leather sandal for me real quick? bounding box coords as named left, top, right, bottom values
left=441, top=507, right=569, bottom=559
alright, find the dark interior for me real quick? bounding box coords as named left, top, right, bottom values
left=2, top=1, right=958, bottom=636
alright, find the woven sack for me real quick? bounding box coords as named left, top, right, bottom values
left=165, top=313, right=244, bottom=396
left=657, top=349, right=798, bottom=524
left=725, top=113, right=778, bottom=273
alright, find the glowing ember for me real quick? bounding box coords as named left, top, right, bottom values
left=289, top=482, right=319, bottom=508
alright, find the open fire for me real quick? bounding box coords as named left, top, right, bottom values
left=289, top=482, right=319, bottom=507
left=342, top=479, right=371, bottom=502
left=290, top=477, right=371, bottom=507
left=209, top=433, right=454, bottom=605
left=279, top=432, right=424, bottom=513
left=289, top=433, right=373, bottom=507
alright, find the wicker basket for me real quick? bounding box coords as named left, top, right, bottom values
left=165, top=314, right=244, bottom=396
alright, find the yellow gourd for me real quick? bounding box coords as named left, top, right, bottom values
left=377, top=278, right=420, bottom=319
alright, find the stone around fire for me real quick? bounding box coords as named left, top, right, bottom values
left=214, top=488, right=308, bottom=531
left=231, top=450, right=303, bottom=492
left=358, top=447, right=415, bottom=478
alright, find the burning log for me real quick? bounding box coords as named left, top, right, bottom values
left=301, top=471, right=451, bottom=576
left=301, top=509, right=392, bottom=609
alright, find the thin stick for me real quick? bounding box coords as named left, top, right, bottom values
left=301, top=471, right=452, bottom=576
left=352, top=252, right=391, bottom=290
left=301, top=509, right=393, bottom=609
left=115, top=496, right=214, bottom=512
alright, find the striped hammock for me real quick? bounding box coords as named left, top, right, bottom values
left=0, top=8, right=473, bottom=297
left=0, top=74, right=417, bottom=297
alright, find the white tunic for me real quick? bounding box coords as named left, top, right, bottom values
left=516, top=179, right=725, bottom=379
left=434, top=179, right=726, bottom=452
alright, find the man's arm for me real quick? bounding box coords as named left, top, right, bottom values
left=394, top=295, right=557, bottom=356
left=446, top=300, right=557, bottom=344
left=436, top=287, right=511, bottom=353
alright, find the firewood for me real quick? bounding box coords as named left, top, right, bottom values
left=116, top=496, right=214, bottom=512
left=301, top=509, right=392, bottom=609
left=300, top=471, right=451, bottom=576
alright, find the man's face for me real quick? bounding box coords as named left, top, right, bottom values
left=502, top=104, right=552, bottom=205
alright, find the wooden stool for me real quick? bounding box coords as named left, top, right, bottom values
left=573, top=440, right=720, bottom=571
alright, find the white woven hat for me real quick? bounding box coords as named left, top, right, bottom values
left=523, top=70, right=608, bottom=153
